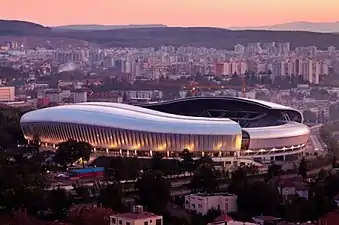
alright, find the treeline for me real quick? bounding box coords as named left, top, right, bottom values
left=0, top=105, right=27, bottom=149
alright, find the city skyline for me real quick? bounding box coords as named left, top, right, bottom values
left=1, top=0, right=338, bottom=27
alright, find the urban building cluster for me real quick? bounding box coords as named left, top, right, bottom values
left=0, top=40, right=338, bottom=123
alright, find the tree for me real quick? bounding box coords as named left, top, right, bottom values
left=74, top=185, right=91, bottom=203
left=237, top=181, right=281, bottom=216
left=82, top=207, right=113, bottom=225
left=267, top=164, right=283, bottom=179
left=54, top=139, right=79, bottom=170
left=0, top=106, right=26, bottom=149
left=98, top=182, right=124, bottom=212
left=105, top=157, right=140, bottom=181
left=0, top=147, right=48, bottom=214
left=332, top=155, right=337, bottom=168
left=54, top=139, right=92, bottom=170
left=67, top=204, right=113, bottom=225
left=283, top=197, right=316, bottom=222
left=317, top=168, right=328, bottom=181
left=77, top=141, right=93, bottom=168
left=151, top=153, right=181, bottom=175
left=228, top=167, right=248, bottom=194
left=48, top=188, right=73, bottom=218
left=190, top=163, right=220, bottom=193
left=310, top=184, right=338, bottom=218
left=196, top=156, right=213, bottom=166
left=30, top=133, right=41, bottom=153
left=151, top=152, right=164, bottom=171
left=298, top=158, right=308, bottom=181
left=180, top=149, right=196, bottom=173
left=303, top=110, right=317, bottom=123
left=135, top=170, right=171, bottom=214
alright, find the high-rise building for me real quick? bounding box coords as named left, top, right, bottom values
left=214, top=63, right=224, bottom=76
left=0, top=86, right=15, bottom=102
left=234, top=44, right=245, bottom=54
left=321, top=62, right=329, bottom=75
left=223, top=62, right=232, bottom=75
left=294, top=59, right=303, bottom=76
left=246, top=43, right=262, bottom=54
left=328, top=46, right=336, bottom=52
left=277, top=42, right=290, bottom=56
left=302, top=60, right=313, bottom=83
left=312, top=61, right=321, bottom=84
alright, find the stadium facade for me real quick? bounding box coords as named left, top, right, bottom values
left=20, top=97, right=310, bottom=163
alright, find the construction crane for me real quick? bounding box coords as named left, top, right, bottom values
left=143, top=80, right=250, bottom=97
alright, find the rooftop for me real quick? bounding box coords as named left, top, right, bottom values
left=190, top=192, right=236, bottom=197
left=253, top=215, right=282, bottom=221
left=143, top=96, right=297, bottom=111
left=113, top=212, right=161, bottom=220
left=21, top=102, right=242, bottom=136
left=213, top=214, right=233, bottom=223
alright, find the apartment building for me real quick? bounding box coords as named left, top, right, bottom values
left=185, top=193, right=238, bottom=215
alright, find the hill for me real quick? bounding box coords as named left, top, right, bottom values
left=230, top=21, right=339, bottom=33
left=53, top=24, right=167, bottom=31
left=54, top=27, right=339, bottom=50
left=0, top=20, right=50, bottom=36
left=0, top=20, right=339, bottom=50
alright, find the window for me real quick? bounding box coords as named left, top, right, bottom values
left=119, top=220, right=122, bottom=225
left=126, top=222, right=130, bottom=225
left=111, top=218, right=116, bottom=224
left=192, top=204, right=195, bottom=209
left=144, top=222, right=148, bottom=225
left=156, top=219, right=162, bottom=225
left=150, top=220, right=152, bottom=223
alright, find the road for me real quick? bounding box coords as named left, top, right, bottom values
left=307, top=124, right=327, bottom=156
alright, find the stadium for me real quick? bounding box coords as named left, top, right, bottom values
left=20, top=97, right=310, bottom=164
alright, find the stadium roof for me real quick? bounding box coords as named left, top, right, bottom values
left=244, top=122, right=310, bottom=140
left=141, top=96, right=297, bottom=111
left=235, top=97, right=294, bottom=110
left=21, top=102, right=242, bottom=135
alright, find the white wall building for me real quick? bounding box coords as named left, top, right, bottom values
left=185, top=193, right=238, bottom=215
left=109, top=206, right=162, bottom=225
left=45, top=90, right=62, bottom=104
left=72, top=91, right=88, bottom=103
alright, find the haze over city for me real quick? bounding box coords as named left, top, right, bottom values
left=1, top=0, right=338, bottom=27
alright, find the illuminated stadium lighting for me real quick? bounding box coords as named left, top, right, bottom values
left=20, top=97, right=310, bottom=162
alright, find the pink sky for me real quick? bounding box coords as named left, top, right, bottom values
left=1, top=0, right=338, bottom=27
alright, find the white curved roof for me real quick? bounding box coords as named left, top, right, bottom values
left=244, top=122, right=310, bottom=139
left=21, top=102, right=242, bottom=135
left=244, top=122, right=310, bottom=149
left=235, top=97, right=295, bottom=111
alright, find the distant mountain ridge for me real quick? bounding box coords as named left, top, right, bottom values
left=53, top=24, right=167, bottom=31
left=53, top=27, right=339, bottom=50
left=1, top=20, right=339, bottom=50
left=230, top=21, right=339, bottom=33
left=0, top=19, right=50, bottom=35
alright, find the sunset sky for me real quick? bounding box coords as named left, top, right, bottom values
left=1, top=0, right=338, bottom=27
